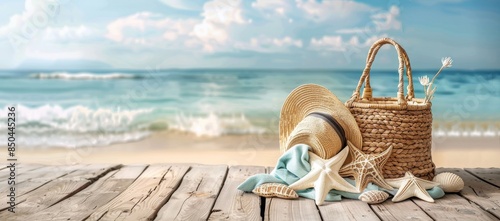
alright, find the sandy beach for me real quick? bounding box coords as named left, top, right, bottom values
left=14, top=131, right=500, bottom=168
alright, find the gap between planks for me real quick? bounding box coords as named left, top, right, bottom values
left=154, top=165, right=228, bottom=220
left=209, top=165, right=265, bottom=221
left=85, top=164, right=190, bottom=221
left=2, top=165, right=499, bottom=221
left=438, top=168, right=500, bottom=220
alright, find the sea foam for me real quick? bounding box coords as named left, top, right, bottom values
left=433, top=121, right=500, bottom=138
left=0, top=105, right=153, bottom=148
left=30, top=72, right=140, bottom=80
left=170, top=112, right=266, bottom=137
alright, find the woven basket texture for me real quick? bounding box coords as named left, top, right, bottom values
left=345, top=38, right=435, bottom=180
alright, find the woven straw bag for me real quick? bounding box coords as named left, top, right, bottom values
left=345, top=38, right=435, bottom=180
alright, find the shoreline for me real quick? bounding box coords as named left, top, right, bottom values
left=11, top=131, right=500, bottom=168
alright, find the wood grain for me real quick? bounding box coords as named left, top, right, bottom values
left=21, top=165, right=147, bottom=221
left=0, top=164, right=87, bottom=211
left=438, top=168, right=500, bottom=219
left=0, top=164, right=119, bottom=219
left=0, top=163, right=44, bottom=181
left=0, top=164, right=498, bottom=220
left=263, top=166, right=322, bottom=221
left=155, top=165, right=227, bottom=220
left=265, top=197, right=322, bottom=221
left=0, top=164, right=72, bottom=191
left=370, top=200, right=432, bottom=221
left=86, top=164, right=190, bottom=221
left=208, top=165, right=265, bottom=221
left=319, top=199, right=381, bottom=221
left=466, top=168, right=500, bottom=188
left=412, top=194, right=498, bottom=220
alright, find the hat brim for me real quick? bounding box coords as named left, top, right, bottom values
left=279, top=84, right=363, bottom=158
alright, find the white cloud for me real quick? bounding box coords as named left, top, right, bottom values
left=159, top=0, right=205, bottom=11
left=192, top=22, right=228, bottom=51
left=105, top=0, right=248, bottom=51
left=252, top=0, right=288, bottom=16
left=0, top=13, right=26, bottom=37
left=0, top=0, right=59, bottom=38
left=336, top=28, right=366, bottom=34
left=252, top=0, right=287, bottom=9
left=105, top=12, right=198, bottom=44
left=362, top=34, right=388, bottom=47
left=202, top=0, right=245, bottom=25
left=348, top=35, right=360, bottom=46
left=191, top=0, right=247, bottom=52
left=43, top=25, right=95, bottom=41
left=272, top=36, right=303, bottom=48
left=296, top=0, right=375, bottom=21
left=310, top=35, right=345, bottom=51
left=309, top=34, right=386, bottom=52
left=414, top=0, right=465, bottom=6
left=332, top=5, right=401, bottom=51
left=372, top=6, right=401, bottom=31
left=275, top=7, right=286, bottom=15
left=237, top=36, right=302, bottom=52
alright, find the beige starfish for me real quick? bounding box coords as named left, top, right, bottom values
left=339, top=141, right=394, bottom=192
left=289, top=147, right=358, bottom=205
left=386, top=171, right=440, bottom=202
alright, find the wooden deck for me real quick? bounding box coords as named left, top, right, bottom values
left=1, top=164, right=499, bottom=221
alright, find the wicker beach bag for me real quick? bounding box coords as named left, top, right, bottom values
left=345, top=38, right=435, bottom=180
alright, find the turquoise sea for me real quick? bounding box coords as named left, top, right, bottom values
left=0, top=69, right=498, bottom=148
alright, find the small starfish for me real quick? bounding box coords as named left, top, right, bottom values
left=386, top=171, right=440, bottom=202
left=289, top=147, right=358, bottom=205
left=339, top=142, right=394, bottom=192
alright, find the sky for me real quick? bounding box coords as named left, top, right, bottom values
left=0, top=0, right=498, bottom=70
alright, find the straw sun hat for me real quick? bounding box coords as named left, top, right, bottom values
left=279, top=84, right=363, bottom=159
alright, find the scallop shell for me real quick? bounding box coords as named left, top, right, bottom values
left=358, top=190, right=389, bottom=204
left=432, top=172, right=464, bottom=193
left=252, top=183, right=299, bottom=199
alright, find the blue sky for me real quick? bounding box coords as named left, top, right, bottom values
left=0, top=0, right=498, bottom=70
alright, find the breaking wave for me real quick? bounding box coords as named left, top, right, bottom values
left=170, top=112, right=267, bottom=137
left=30, top=72, right=141, bottom=80
left=0, top=105, right=154, bottom=148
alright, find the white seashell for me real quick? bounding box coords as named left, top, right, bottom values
left=433, top=172, right=465, bottom=193
left=358, top=190, right=389, bottom=204
left=252, top=183, right=299, bottom=199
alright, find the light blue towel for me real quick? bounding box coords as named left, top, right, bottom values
left=237, top=144, right=444, bottom=201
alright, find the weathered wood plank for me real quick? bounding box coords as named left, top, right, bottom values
left=0, top=164, right=87, bottom=210
left=466, top=168, right=500, bottom=188
left=155, top=165, right=227, bottom=220
left=0, top=163, right=45, bottom=181
left=20, top=165, right=147, bottom=221
left=264, top=167, right=274, bottom=221
left=0, top=165, right=498, bottom=220
left=0, top=164, right=119, bottom=218
left=370, top=200, right=433, bottom=221
left=265, top=197, right=322, bottom=221
left=319, top=199, right=381, bottom=221
left=0, top=163, right=45, bottom=184
left=86, top=164, right=190, bottom=221
left=263, top=167, right=322, bottom=221
left=438, top=168, right=500, bottom=219
left=412, top=194, right=498, bottom=220
left=208, top=165, right=265, bottom=221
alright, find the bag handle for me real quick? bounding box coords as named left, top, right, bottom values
left=346, top=38, right=415, bottom=108
left=363, top=41, right=415, bottom=100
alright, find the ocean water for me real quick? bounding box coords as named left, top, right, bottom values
left=0, top=69, right=498, bottom=148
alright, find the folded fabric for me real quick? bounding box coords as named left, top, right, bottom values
left=237, top=144, right=444, bottom=201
